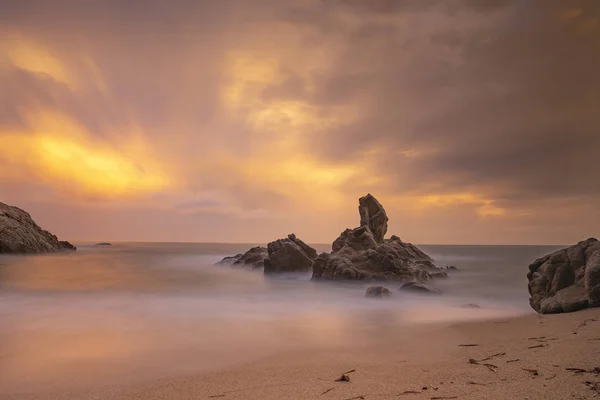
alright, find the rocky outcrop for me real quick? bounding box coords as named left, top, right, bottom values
left=263, top=234, right=317, bottom=274
left=358, top=193, right=388, bottom=243
left=0, top=202, right=76, bottom=253
left=312, top=195, right=443, bottom=282
left=527, top=238, right=600, bottom=314
left=365, top=286, right=391, bottom=298
left=217, top=246, right=268, bottom=268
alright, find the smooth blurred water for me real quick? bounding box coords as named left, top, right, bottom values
left=0, top=242, right=564, bottom=393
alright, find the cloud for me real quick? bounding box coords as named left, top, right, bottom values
left=0, top=0, right=598, bottom=243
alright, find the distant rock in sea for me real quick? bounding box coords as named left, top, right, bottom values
left=528, top=238, right=600, bottom=314
left=264, top=234, right=317, bottom=274
left=217, top=246, right=268, bottom=269
left=0, top=202, right=76, bottom=253
left=312, top=194, right=445, bottom=281
left=95, top=242, right=112, bottom=246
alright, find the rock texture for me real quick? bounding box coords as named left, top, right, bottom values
left=312, top=194, right=443, bottom=281
left=264, top=234, right=317, bottom=274
left=0, top=202, right=76, bottom=253
left=358, top=193, right=389, bottom=243
left=527, top=238, right=600, bottom=314
left=365, top=286, right=391, bottom=298
left=217, top=246, right=268, bottom=269
left=398, top=281, right=441, bottom=294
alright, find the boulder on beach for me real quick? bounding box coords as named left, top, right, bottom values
left=527, top=238, right=600, bottom=314
left=365, top=286, right=391, bottom=298
left=312, top=194, right=444, bottom=281
left=264, top=234, right=317, bottom=274
left=0, top=202, right=76, bottom=253
left=217, top=246, right=268, bottom=269
left=398, top=281, right=441, bottom=294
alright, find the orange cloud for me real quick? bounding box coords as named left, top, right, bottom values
left=0, top=112, right=171, bottom=199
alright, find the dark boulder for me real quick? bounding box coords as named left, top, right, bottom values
left=527, top=238, right=600, bottom=314
left=365, top=286, right=391, bottom=298
left=398, top=281, right=441, bottom=294
left=263, top=234, right=317, bottom=274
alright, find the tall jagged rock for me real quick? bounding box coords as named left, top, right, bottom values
left=527, top=238, right=600, bottom=314
left=263, top=233, right=317, bottom=274
left=312, top=195, right=443, bottom=281
left=0, top=202, right=76, bottom=253
left=358, top=193, right=388, bottom=243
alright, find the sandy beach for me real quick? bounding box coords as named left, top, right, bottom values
left=3, top=307, right=598, bottom=400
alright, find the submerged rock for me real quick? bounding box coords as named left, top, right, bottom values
left=0, top=202, right=76, bottom=253
left=264, top=234, right=317, bottom=274
left=365, top=286, right=391, bottom=298
left=461, top=303, right=481, bottom=309
left=527, top=238, right=600, bottom=314
left=95, top=242, right=112, bottom=246
left=312, top=194, right=444, bottom=282
left=217, top=246, right=268, bottom=268
left=399, top=281, right=441, bottom=294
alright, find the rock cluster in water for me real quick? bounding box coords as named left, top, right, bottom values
left=528, top=238, right=600, bottom=314
left=218, top=194, right=446, bottom=283
left=0, top=202, right=76, bottom=253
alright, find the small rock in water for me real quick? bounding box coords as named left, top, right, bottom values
left=461, top=303, right=481, bottom=309
left=95, top=242, right=112, bottom=246
left=365, top=286, right=391, bottom=298
left=445, top=265, right=459, bottom=271
left=399, top=281, right=441, bottom=294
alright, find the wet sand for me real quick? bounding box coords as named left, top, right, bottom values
left=4, top=308, right=599, bottom=400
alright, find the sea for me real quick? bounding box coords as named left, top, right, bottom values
left=0, top=242, right=563, bottom=393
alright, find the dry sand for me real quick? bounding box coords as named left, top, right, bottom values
left=4, top=308, right=600, bottom=400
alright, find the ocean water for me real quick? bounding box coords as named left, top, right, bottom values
left=0, top=242, right=563, bottom=393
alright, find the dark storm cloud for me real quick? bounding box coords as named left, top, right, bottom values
left=285, top=0, right=600, bottom=205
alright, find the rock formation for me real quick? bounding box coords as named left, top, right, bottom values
left=312, top=194, right=443, bottom=281
left=398, top=281, right=441, bottom=294
left=263, top=234, right=317, bottom=274
left=365, top=286, right=391, bottom=298
left=217, top=246, right=268, bottom=269
left=358, top=193, right=388, bottom=243
left=0, top=202, right=76, bottom=253
left=527, top=238, right=600, bottom=314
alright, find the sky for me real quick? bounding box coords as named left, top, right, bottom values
left=0, top=0, right=599, bottom=245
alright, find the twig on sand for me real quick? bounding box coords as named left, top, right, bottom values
left=467, top=381, right=487, bottom=386
left=506, top=359, right=520, bottom=363
left=584, top=381, right=600, bottom=396
left=478, top=352, right=506, bottom=362
left=573, top=318, right=598, bottom=334
left=458, top=344, right=480, bottom=347
left=469, top=359, right=498, bottom=372
left=343, top=396, right=365, bottom=400
left=321, top=387, right=334, bottom=395
left=522, top=368, right=539, bottom=376
left=344, top=369, right=357, bottom=374
left=398, top=391, right=421, bottom=395
left=431, top=397, right=458, bottom=400
left=208, top=395, right=226, bottom=398
left=566, top=367, right=600, bottom=375
left=336, top=374, right=351, bottom=382
left=527, top=344, right=547, bottom=349
left=545, top=374, right=557, bottom=380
